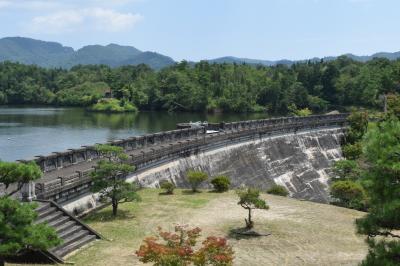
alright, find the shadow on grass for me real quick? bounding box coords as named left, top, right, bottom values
left=84, top=209, right=135, bottom=223
left=158, top=192, right=174, bottom=196
left=181, top=190, right=201, bottom=195
left=207, top=190, right=226, bottom=194
left=227, top=227, right=271, bottom=240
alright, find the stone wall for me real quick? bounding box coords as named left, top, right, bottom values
left=129, top=128, right=344, bottom=203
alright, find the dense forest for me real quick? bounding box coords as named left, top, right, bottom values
left=0, top=56, right=399, bottom=114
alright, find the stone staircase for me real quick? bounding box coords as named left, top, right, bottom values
left=35, top=200, right=102, bottom=262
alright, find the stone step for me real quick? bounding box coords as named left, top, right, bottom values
left=55, top=220, right=76, bottom=234
left=59, top=225, right=83, bottom=240
left=37, top=207, right=57, bottom=219
left=35, top=202, right=51, bottom=213
left=35, top=211, right=63, bottom=225
left=54, top=235, right=97, bottom=258
left=34, top=200, right=101, bottom=260
left=48, top=215, right=70, bottom=228
left=50, top=230, right=90, bottom=253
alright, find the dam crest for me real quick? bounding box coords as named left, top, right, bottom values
left=15, top=114, right=347, bottom=215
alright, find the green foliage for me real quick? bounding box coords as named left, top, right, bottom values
left=95, top=144, right=127, bottom=161
left=0, top=161, right=42, bottom=196
left=236, top=187, right=269, bottom=229
left=136, top=225, right=234, bottom=266
left=91, top=145, right=140, bottom=216
left=266, top=185, right=289, bottom=197
left=159, top=180, right=175, bottom=195
left=359, top=239, right=400, bottom=266
left=210, top=176, right=231, bottom=192
left=186, top=171, right=208, bottom=192
left=295, top=108, right=312, bottom=117
left=355, top=118, right=400, bottom=265
left=346, top=111, right=369, bottom=144
left=342, top=142, right=363, bottom=160
left=386, top=93, right=400, bottom=118
left=2, top=57, right=400, bottom=114
left=90, top=98, right=138, bottom=113
left=0, top=197, right=61, bottom=257
left=330, top=180, right=367, bottom=210
left=55, top=82, right=109, bottom=106
left=332, top=159, right=360, bottom=180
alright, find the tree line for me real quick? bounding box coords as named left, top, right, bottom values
left=1, top=56, right=399, bottom=114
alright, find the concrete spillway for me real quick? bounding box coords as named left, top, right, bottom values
left=129, top=127, right=343, bottom=203
left=63, top=126, right=344, bottom=215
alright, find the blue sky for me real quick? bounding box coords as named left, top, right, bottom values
left=0, top=0, right=399, bottom=61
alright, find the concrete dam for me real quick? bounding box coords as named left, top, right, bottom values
left=21, top=114, right=347, bottom=215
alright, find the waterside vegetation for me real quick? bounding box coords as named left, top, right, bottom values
left=1, top=56, right=400, bottom=114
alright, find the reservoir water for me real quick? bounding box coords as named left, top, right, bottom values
left=0, top=107, right=267, bottom=161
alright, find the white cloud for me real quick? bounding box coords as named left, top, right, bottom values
left=30, top=10, right=83, bottom=34
left=27, top=8, right=143, bottom=34
left=90, top=8, right=143, bottom=32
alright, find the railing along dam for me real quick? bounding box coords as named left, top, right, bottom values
left=24, top=114, right=348, bottom=205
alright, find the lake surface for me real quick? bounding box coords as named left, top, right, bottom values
left=0, top=107, right=268, bottom=161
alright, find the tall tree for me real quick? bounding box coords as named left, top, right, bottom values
left=355, top=118, right=400, bottom=265
left=91, top=144, right=141, bottom=217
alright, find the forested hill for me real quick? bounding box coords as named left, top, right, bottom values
left=0, top=37, right=175, bottom=70
left=1, top=57, right=399, bottom=114
left=1, top=37, right=400, bottom=70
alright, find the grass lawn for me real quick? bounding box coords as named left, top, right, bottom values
left=10, top=189, right=368, bottom=266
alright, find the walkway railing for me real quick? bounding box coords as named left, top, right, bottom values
left=34, top=113, right=348, bottom=201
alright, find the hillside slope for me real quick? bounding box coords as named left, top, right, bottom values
left=0, top=37, right=175, bottom=69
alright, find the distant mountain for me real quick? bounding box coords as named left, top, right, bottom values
left=0, top=37, right=74, bottom=67
left=0, top=37, right=175, bottom=69
left=206, top=52, right=400, bottom=66
left=0, top=36, right=400, bottom=69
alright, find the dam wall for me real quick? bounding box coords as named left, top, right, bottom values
left=25, top=113, right=348, bottom=215
left=130, top=128, right=344, bottom=203
left=59, top=127, right=344, bottom=215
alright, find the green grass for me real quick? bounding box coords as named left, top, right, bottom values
left=9, top=189, right=368, bottom=266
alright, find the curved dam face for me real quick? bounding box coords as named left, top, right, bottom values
left=130, top=127, right=344, bottom=203
left=61, top=127, right=344, bottom=214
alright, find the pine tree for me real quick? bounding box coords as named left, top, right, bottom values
left=355, top=118, right=400, bottom=265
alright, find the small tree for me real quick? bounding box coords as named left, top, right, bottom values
left=342, top=142, right=363, bottom=160
left=211, top=176, right=230, bottom=192
left=0, top=161, right=42, bottom=196
left=136, top=225, right=234, bottom=266
left=346, top=110, right=369, bottom=144
left=160, top=180, right=175, bottom=195
left=91, top=144, right=141, bottom=217
left=186, top=171, right=208, bottom=192
left=236, top=187, right=269, bottom=229
left=330, top=180, right=367, bottom=210
left=266, top=185, right=289, bottom=197
left=332, top=159, right=359, bottom=180
left=0, top=197, right=61, bottom=266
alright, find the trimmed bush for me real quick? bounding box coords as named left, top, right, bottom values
left=160, top=180, right=175, bottom=195
left=211, top=176, right=230, bottom=192
left=186, top=171, right=208, bottom=192
left=330, top=180, right=367, bottom=210
left=342, top=142, right=363, bottom=160
left=267, top=185, right=289, bottom=197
